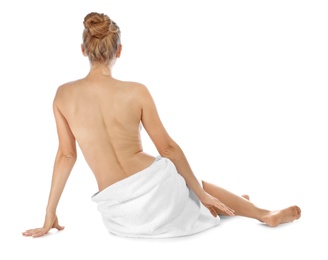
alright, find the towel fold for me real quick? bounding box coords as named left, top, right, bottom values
left=91, top=156, right=220, bottom=238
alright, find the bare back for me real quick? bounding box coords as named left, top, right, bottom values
left=53, top=73, right=157, bottom=191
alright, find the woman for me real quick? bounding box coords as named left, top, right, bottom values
left=22, top=12, right=301, bottom=238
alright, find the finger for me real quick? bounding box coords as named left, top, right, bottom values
left=22, top=232, right=34, bottom=236
left=22, top=228, right=41, bottom=236
left=220, top=204, right=235, bottom=216
left=224, top=207, right=235, bottom=216
left=224, top=208, right=235, bottom=216
left=215, top=202, right=235, bottom=216
left=55, top=224, right=65, bottom=231
left=209, top=207, right=218, bottom=217
left=32, top=230, right=47, bottom=238
left=23, top=228, right=39, bottom=234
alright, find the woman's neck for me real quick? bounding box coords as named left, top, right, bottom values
left=88, top=64, right=113, bottom=78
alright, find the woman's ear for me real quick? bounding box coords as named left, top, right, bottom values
left=116, top=44, right=122, bottom=58
left=81, top=44, right=87, bottom=56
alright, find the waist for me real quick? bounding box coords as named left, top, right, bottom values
left=93, top=153, right=157, bottom=192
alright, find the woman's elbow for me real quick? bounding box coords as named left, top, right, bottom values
left=64, top=153, right=77, bottom=162
left=159, top=142, right=181, bottom=158
left=57, top=150, right=77, bottom=162
left=159, top=147, right=172, bottom=158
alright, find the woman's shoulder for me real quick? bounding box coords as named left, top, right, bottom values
left=53, top=79, right=84, bottom=102
left=119, top=80, right=147, bottom=90
left=57, top=79, right=83, bottom=91
left=119, top=80, right=152, bottom=97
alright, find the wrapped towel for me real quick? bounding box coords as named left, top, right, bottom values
left=91, top=156, right=220, bottom=238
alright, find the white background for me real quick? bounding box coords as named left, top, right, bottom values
left=1, top=0, right=327, bottom=259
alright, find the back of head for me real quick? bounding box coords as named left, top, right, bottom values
left=82, top=12, right=121, bottom=64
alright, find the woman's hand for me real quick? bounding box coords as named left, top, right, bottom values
left=22, top=213, right=64, bottom=238
left=200, top=192, right=235, bottom=217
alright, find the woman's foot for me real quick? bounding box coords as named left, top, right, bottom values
left=262, top=206, right=301, bottom=227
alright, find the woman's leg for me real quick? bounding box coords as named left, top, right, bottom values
left=202, top=180, right=301, bottom=227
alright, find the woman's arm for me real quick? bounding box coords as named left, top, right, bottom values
left=139, top=85, right=234, bottom=217
left=139, top=85, right=205, bottom=197
left=46, top=99, right=77, bottom=215
left=23, top=89, right=77, bottom=238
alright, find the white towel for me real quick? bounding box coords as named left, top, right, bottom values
left=91, top=156, right=220, bottom=238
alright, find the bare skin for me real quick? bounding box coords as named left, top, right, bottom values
left=22, top=46, right=301, bottom=238
left=202, top=181, right=301, bottom=227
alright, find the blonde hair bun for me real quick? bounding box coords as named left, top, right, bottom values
left=82, top=12, right=121, bottom=63
left=83, top=12, right=113, bottom=39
